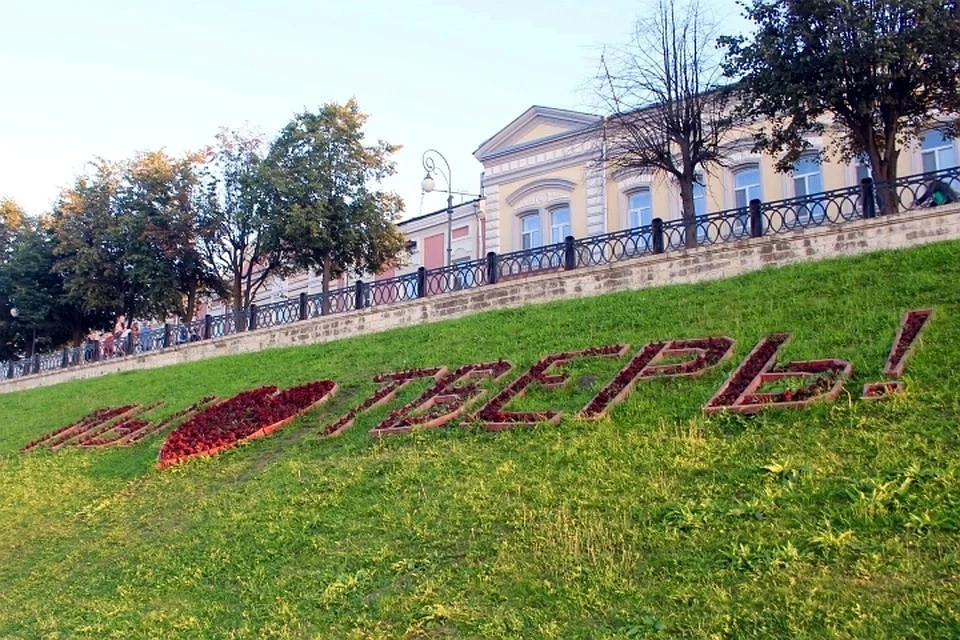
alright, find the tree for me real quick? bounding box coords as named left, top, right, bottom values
left=598, top=0, right=737, bottom=247
left=262, top=99, right=405, bottom=310
left=122, top=150, right=224, bottom=321
left=0, top=209, right=105, bottom=359
left=50, top=160, right=176, bottom=325
left=198, top=128, right=287, bottom=317
left=721, top=0, right=960, bottom=211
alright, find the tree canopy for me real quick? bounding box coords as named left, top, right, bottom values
left=721, top=0, right=960, bottom=205
left=262, top=99, right=405, bottom=305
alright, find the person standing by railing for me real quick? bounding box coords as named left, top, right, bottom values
left=140, top=323, right=152, bottom=352
left=102, top=333, right=114, bottom=359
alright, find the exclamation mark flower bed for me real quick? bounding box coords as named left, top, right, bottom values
left=158, top=380, right=337, bottom=468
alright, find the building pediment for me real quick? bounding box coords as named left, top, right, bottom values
left=474, top=106, right=601, bottom=163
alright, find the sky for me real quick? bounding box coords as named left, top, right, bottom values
left=0, top=0, right=748, bottom=221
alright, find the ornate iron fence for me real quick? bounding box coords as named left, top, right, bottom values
left=5, top=167, right=958, bottom=382
left=574, top=225, right=655, bottom=267
left=498, top=243, right=565, bottom=279
left=875, top=165, right=960, bottom=211
left=370, top=273, right=420, bottom=305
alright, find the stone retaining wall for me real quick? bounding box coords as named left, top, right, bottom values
left=3, top=203, right=958, bottom=394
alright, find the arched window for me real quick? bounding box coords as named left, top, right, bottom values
left=693, top=177, right=707, bottom=218
left=734, top=165, right=762, bottom=209
left=733, top=165, right=762, bottom=236
left=627, top=189, right=653, bottom=228
left=520, top=212, right=540, bottom=250
left=550, top=206, right=571, bottom=244
left=921, top=130, right=956, bottom=173
left=792, top=157, right=823, bottom=197
left=792, top=156, right=826, bottom=225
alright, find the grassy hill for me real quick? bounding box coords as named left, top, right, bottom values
left=1, top=242, right=959, bottom=639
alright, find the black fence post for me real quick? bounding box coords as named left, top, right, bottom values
left=652, top=218, right=665, bottom=254
left=6, top=361, right=14, bottom=379
left=249, top=304, right=258, bottom=331
left=354, top=280, right=365, bottom=310
left=417, top=267, right=427, bottom=298
left=299, top=293, right=308, bottom=320
left=564, top=235, right=576, bottom=270
left=203, top=314, right=213, bottom=340
left=749, top=199, right=764, bottom=238
left=124, top=333, right=133, bottom=355
left=93, top=340, right=102, bottom=362
left=861, top=178, right=877, bottom=219
left=32, top=353, right=40, bottom=375
left=163, top=324, right=172, bottom=349
left=486, top=251, right=498, bottom=285
left=61, top=348, right=69, bottom=368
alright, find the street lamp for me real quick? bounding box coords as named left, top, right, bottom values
left=9, top=307, right=37, bottom=358
left=421, top=149, right=455, bottom=267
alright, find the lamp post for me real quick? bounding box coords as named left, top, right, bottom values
left=421, top=149, right=455, bottom=267
left=9, top=307, right=37, bottom=358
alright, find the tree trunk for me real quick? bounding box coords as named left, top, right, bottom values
left=869, top=145, right=900, bottom=216
left=184, top=282, right=198, bottom=323
left=321, top=251, right=332, bottom=315
left=232, top=274, right=245, bottom=333
left=678, top=177, right=698, bottom=249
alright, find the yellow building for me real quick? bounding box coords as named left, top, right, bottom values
left=474, top=106, right=959, bottom=253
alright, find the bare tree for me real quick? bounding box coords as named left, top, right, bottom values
left=598, top=0, right=737, bottom=247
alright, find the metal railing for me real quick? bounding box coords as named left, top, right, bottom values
left=4, top=166, right=958, bottom=382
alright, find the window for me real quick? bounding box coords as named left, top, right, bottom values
left=693, top=179, right=707, bottom=219
left=627, top=189, right=653, bottom=228
left=792, top=156, right=825, bottom=225
left=733, top=165, right=762, bottom=236
left=550, top=206, right=571, bottom=244
left=693, top=176, right=708, bottom=243
left=921, top=130, right=956, bottom=173
left=521, top=213, right=540, bottom=250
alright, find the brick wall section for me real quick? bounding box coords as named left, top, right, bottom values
left=3, top=204, right=959, bottom=394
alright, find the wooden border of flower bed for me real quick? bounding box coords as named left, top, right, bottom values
left=323, top=367, right=448, bottom=438
left=369, top=361, right=513, bottom=438
left=862, top=380, right=905, bottom=400
left=156, top=385, right=338, bottom=469
left=581, top=338, right=736, bottom=420
left=703, top=334, right=790, bottom=415
left=477, top=344, right=632, bottom=430
left=884, top=308, right=933, bottom=378
left=732, top=359, right=853, bottom=414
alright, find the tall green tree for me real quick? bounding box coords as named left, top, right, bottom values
left=721, top=0, right=960, bottom=210
left=262, top=99, right=405, bottom=309
left=122, top=150, right=224, bottom=321
left=198, top=128, right=288, bottom=316
left=50, top=160, right=175, bottom=325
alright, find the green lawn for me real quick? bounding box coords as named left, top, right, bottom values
left=1, top=242, right=959, bottom=639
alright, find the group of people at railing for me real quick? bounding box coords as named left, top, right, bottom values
left=86, top=315, right=202, bottom=361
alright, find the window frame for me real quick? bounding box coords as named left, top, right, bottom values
left=519, top=211, right=541, bottom=251
left=732, top=164, right=763, bottom=237
left=548, top=205, right=571, bottom=245
left=626, top=188, right=654, bottom=230
left=791, top=156, right=826, bottom=226
left=921, top=129, right=956, bottom=174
